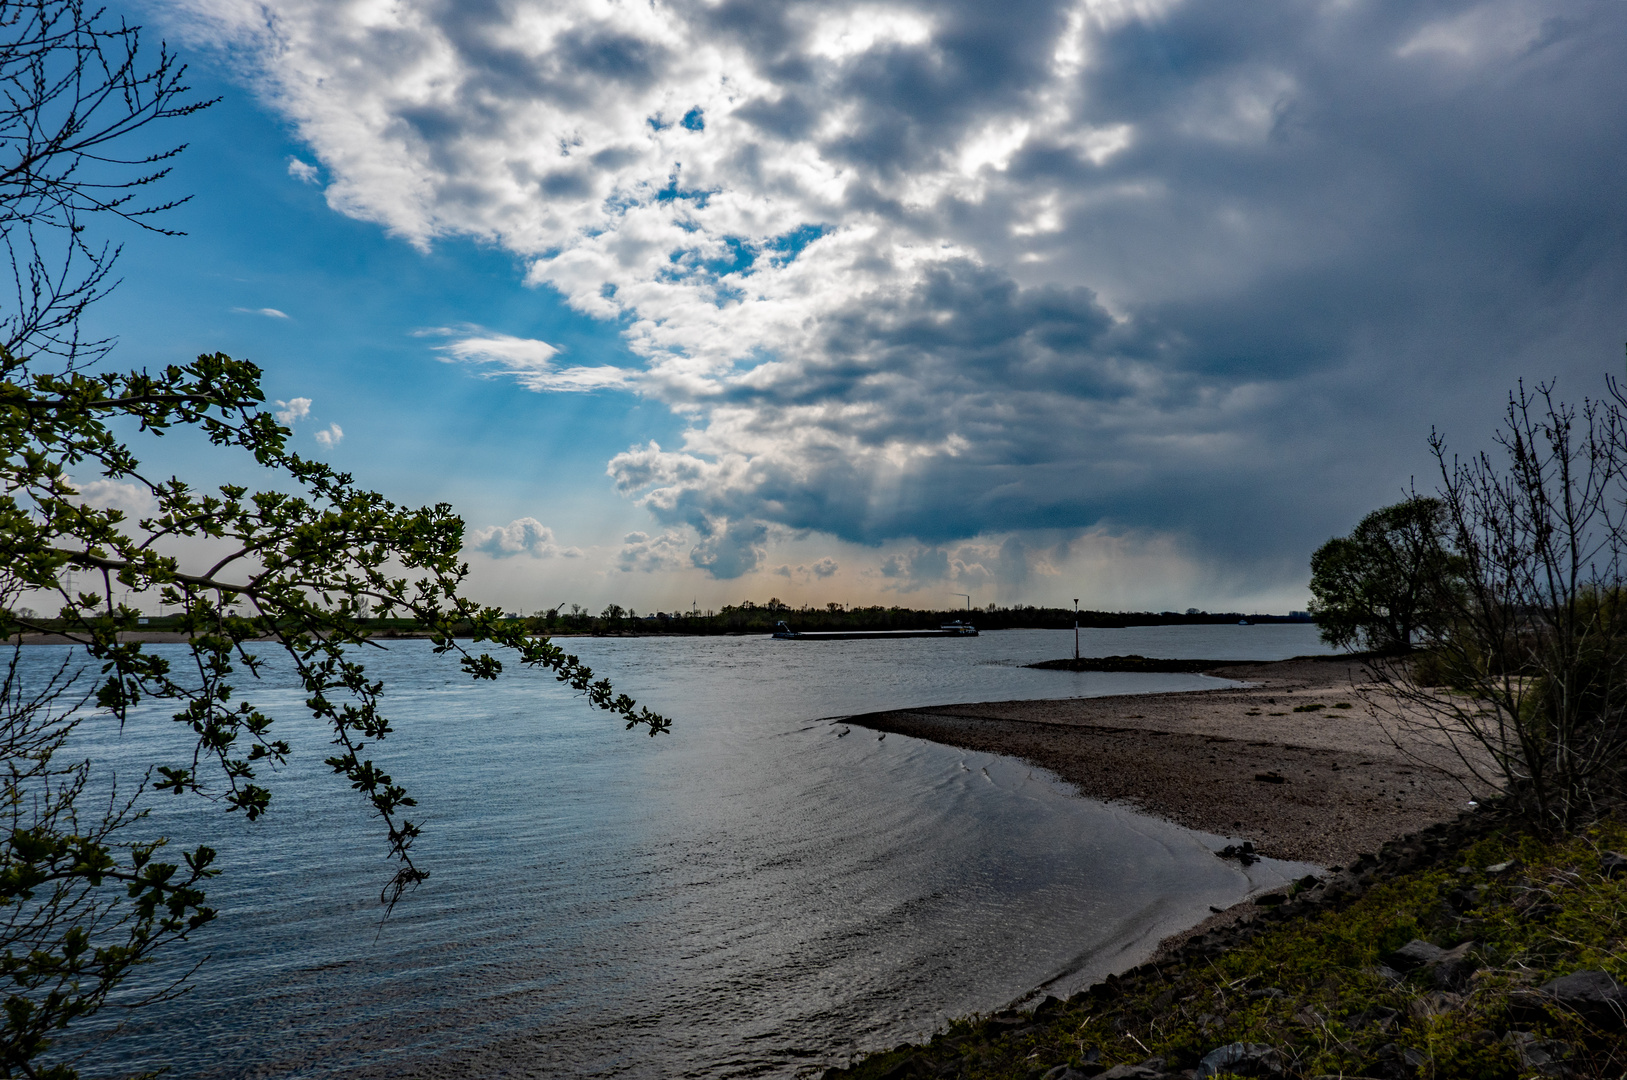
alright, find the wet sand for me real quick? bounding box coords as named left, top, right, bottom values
left=844, top=656, right=1489, bottom=867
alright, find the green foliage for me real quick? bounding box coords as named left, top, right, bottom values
left=0, top=346, right=671, bottom=1076
left=0, top=3, right=670, bottom=1073
left=1309, top=496, right=1459, bottom=654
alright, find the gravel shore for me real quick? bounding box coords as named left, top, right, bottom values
left=844, top=655, right=1489, bottom=867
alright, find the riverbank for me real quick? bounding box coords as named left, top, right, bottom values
left=828, top=804, right=1627, bottom=1080
left=843, top=655, right=1483, bottom=867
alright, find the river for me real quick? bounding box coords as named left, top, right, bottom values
left=40, top=623, right=1324, bottom=1078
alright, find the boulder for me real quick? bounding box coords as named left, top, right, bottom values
left=1535, top=970, right=1627, bottom=1026
left=1097, top=1064, right=1161, bottom=1080
left=1431, top=941, right=1481, bottom=991
left=1195, top=1042, right=1283, bottom=1079
left=1382, top=939, right=1445, bottom=973
left=1042, top=1067, right=1099, bottom=1080
left=1507, top=1031, right=1572, bottom=1078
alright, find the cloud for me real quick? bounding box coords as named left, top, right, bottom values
left=232, top=306, right=290, bottom=319
left=65, top=477, right=155, bottom=519
left=617, top=529, right=687, bottom=572
left=287, top=157, right=319, bottom=183
left=274, top=397, right=311, bottom=425
left=468, top=517, right=579, bottom=559
left=770, top=556, right=841, bottom=582
left=171, top=0, right=1627, bottom=584
left=314, top=423, right=343, bottom=448
left=431, top=330, right=636, bottom=392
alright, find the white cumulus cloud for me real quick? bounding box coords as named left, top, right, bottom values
left=468, top=517, right=579, bottom=559
left=274, top=397, right=311, bottom=425
left=314, top=423, right=343, bottom=448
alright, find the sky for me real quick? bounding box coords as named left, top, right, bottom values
left=78, top=0, right=1627, bottom=616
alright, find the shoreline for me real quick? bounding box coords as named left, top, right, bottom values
left=842, top=654, right=1483, bottom=871
left=830, top=653, right=1504, bottom=1074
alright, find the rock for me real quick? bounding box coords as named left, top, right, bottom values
left=1533, top=970, right=1627, bottom=1026
left=1382, top=939, right=1445, bottom=973
left=1430, top=941, right=1481, bottom=991
left=1486, top=860, right=1517, bottom=874
left=1601, top=851, right=1627, bottom=879
left=1373, top=1042, right=1427, bottom=1077
left=1507, top=1031, right=1572, bottom=1077
left=1096, top=1065, right=1159, bottom=1080
left=1195, top=1042, right=1283, bottom=1079
left=1446, top=886, right=1482, bottom=911
left=1034, top=995, right=1064, bottom=1018
left=1248, top=986, right=1286, bottom=1000
left=1255, top=893, right=1286, bottom=907
left=1042, top=1067, right=1098, bottom=1080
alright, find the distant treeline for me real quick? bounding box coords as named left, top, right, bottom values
left=407, top=601, right=1312, bottom=637
left=28, top=601, right=1314, bottom=639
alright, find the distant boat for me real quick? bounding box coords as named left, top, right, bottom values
left=1238, top=618, right=1251, bottom=625
left=772, top=620, right=979, bottom=640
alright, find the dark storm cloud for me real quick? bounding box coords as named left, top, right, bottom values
left=190, top=0, right=1627, bottom=590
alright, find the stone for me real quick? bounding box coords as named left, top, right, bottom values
left=1042, top=1067, right=1098, bottom=1080
left=1373, top=1042, right=1428, bottom=1077
left=1382, top=939, right=1445, bottom=973
left=1507, top=1031, right=1572, bottom=1077
left=1430, top=941, right=1481, bottom=991
left=1195, top=1042, right=1283, bottom=1079
left=1536, top=970, right=1627, bottom=1026
left=1096, top=1065, right=1159, bottom=1080
left=1601, top=851, right=1627, bottom=879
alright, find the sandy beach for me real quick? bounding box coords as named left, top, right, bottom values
left=844, top=655, right=1489, bottom=868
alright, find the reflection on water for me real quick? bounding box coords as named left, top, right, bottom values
left=42, top=625, right=1324, bottom=1078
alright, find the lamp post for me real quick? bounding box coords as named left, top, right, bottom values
left=1073, top=598, right=1080, bottom=661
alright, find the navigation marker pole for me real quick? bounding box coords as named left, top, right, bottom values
left=1073, top=598, right=1080, bottom=661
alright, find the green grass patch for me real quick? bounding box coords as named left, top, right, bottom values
left=826, top=822, right=1627, bottom=1080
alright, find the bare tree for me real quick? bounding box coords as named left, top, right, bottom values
left=1373, top=377, right=1627, bottom=828
left=0, top=0, right=211, bottom=367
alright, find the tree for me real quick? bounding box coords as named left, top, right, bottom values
left=1372, top=376, right=1627, bottom=829
left=1308, top=496, right=1458, bottom=653
left=0, top=0, right=211, bottom=367
left=0, top=5, right=668, bottom=1076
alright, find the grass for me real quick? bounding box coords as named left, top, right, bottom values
left=825, top=820, right=1627, bottom=1080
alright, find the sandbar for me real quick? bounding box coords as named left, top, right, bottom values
left=843, top=656, right=1487, bottom=867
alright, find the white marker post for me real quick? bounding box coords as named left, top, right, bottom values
left=1073, top=598, right=1080, bottom=660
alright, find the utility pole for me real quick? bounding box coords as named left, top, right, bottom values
left=1073, top=598, right=1080, bottom=660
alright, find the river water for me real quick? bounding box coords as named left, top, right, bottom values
left=42, top=624, right=1324, bottom=1078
